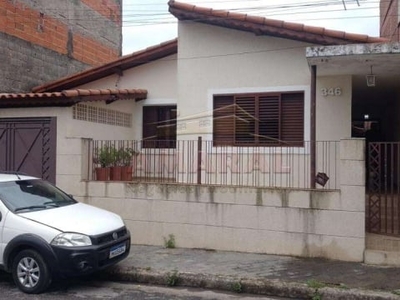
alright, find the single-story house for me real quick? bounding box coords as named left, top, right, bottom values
left=1, top=0, right=399, bottom=264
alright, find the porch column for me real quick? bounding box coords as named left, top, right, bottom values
left=339, top=138, right=366, bottom=261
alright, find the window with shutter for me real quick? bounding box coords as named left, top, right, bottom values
left=143, top=106, right=177, bottom=148
left=259, top=94, right=280, bottom=145
left=281, top=93, right=304, bottom=146
left=235, top=95, right=256, bottom=145
left=213, top=96, right=234, bottom=146
left=213, top=91, right=304, bottom=147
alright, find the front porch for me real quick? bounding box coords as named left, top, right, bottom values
left=306, top=42, right=400, bottom=264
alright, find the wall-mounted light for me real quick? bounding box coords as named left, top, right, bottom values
left=366, top=65, right=376, bottom=87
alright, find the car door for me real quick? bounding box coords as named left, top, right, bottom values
left=0, top=201, right=9, bottom=265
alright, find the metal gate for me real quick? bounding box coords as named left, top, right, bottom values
left=0, top=118, right=56, bottom=183
left=367, top=142, right=400, bottom=236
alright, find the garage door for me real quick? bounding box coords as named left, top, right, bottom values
left=0, top=118, right=56, bottom=183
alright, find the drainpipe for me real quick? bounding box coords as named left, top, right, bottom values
left=311, top=65, right=316, bottom=189
left=197, top=136, right=202, bottom=185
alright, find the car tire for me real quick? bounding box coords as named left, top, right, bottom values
left=12, top=249, right=51, bottom=294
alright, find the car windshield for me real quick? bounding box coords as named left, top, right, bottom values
left=0, top=179, right=76, bottom=213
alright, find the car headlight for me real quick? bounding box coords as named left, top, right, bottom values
left=51, top=233, right=92, bottom=247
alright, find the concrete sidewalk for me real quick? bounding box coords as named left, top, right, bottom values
left=102, top=245, right=400, bottom=300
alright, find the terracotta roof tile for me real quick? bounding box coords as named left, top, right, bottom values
left=246, top=15, right=266, bottom=25
left=343, top=32, right=368, bottom=42
left=194, top=5, right=212, bottom=15
left=211, top=9, right=230, bottom=19
left=304, top=25, right=325, bottom=35
left=323, top=28, right=346, bottom=39
left=0, top=89, right=148, bottom=108
left=175, top=1, right=195, bottom=12
left=33, top=39, right=177, bottom=93
left=227, top=11, right=247, bottom=22
left=264, top=18, right=284, bottom=28
left=168, top=0, right=388, bottom=45
left=282, top=21, right=304, bottom=32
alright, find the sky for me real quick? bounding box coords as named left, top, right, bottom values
left=122, top=0, right=380, bottom=55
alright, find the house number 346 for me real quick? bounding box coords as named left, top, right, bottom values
left=321, top=87, right=342, bottom=97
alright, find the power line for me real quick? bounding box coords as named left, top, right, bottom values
left=10, top=0, right=380, bottom=27
left=121, top=0, right=381, bottom=27
left=4, top=0, right=385, bottom=38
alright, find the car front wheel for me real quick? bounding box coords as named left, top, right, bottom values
left=12, top=249, right=51, bottom=294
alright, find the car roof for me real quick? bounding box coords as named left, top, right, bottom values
left=0, top=174, right=38, bottom=183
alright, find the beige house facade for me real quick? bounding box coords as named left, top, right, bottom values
left=2, top=1, right=400, bottom=264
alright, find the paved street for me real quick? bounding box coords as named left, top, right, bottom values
left=0, top=271, right=292, bottom=300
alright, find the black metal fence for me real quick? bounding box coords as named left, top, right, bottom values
left=88, top=139, right=340, bottom=189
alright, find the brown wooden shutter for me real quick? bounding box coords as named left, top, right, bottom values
left=213, top=92, right=304, bottom=147
left=235, top=95, right=256, bottom=145
left=157, top=106, right=177, bottom=148
left=258, top=94, right=280, bottom=145
left=213, top=95, right=234, bottom=146
left=143, top=106, right=158, bottom=148
left=143, top=106, right=176, bottom=148
left=281, top=92, right=304, bottom=145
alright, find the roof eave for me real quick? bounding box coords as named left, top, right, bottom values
left=32, top=40, right=177, bottom=93
left=168, top=1, right=388, bottom=45
left=0, top=89, right=148, bottom=108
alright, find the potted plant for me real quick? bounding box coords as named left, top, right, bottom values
left=94, top=145, right=116, bottom=181
left=118, top=148, right=139, bottom=181
left=109, top=147, right=123, bottom=181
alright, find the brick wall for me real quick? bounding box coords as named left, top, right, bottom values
left=82, top=0, right=122, bottom=24
left=380, top=0, right=400, bottom=41
left=0, top=0, right=122, bottom=92
left=0, top=32, right=87, bottom=93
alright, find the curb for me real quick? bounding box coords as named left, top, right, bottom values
left=101, top=266, right=400, bottom=300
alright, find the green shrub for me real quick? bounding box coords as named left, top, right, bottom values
left=231, top=281, right=242, bottom=293
left=95, top=146, right=117, bottom=167
left=166, top=270, right=179, bottom=286
left=164, top=234, right=176, bottom=249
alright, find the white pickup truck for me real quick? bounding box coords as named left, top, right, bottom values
left=0, top=173, right=130, bottom=293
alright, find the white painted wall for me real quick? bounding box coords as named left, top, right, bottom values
left=77, top=54, right=178, bottom=140
left=176, top=21, right=355, bottom=144
left=177, top=21, right=312, bottom=140
left=316, top=76, right=352, bottom=140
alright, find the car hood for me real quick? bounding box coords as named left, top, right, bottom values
left=20, top=203, right=125, bottom=236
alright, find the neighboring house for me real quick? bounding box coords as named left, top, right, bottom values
left=0, top=40, right=177, bottom=185
left=1, top=1, right=400, bottom=263
left=0, top=0, right=122, bottom=92
left=380, top=0, right=400, bottom=41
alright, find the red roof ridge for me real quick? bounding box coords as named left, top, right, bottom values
left=168, top=0, right=388, bottom=45
left=0, top=88, right=148, bottom=99
left=32, top=39, right=177, bottom=93
left=0, top=88, right=148, bottom=108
